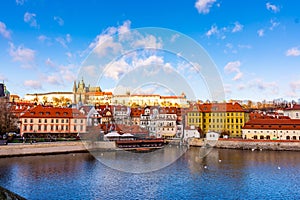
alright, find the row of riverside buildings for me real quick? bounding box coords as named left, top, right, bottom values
left=5, top=79, right=300, bottom=141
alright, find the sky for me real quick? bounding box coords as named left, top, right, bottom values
left=1, top=0, right=300, bottom=102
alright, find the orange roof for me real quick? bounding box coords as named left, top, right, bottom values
left=86, top=91, right=113, bottom=96
left=160, top=96, right=184, bottom=99
left=285, top=104, right=300, bottom=110
left=199, top=102, right=244, bottom=112
left=243, top=118, right=300, bottom=130
left=130, top=107, right=143, bottom=117
left=20, top=105, right=85, bottom=119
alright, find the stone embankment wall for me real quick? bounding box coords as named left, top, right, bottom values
left=190, top=138, right=300, bottom=151
left=0, top=141, right=116, bottom=158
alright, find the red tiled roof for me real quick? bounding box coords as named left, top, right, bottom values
left=130, top=107, right=143, bottom=117
left=199, top=102, right=244, bottom=112
left=285, top=104, right=300, bottom=110
left=159, top=107, right=177, bottom=114
left=243, top=118, right=300, bottom=130
left=20, top=105, right=85, bottom=118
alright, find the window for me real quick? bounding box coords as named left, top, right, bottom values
left=23, top=125, right=27, bottom=131
left=51, top=125, right=53, bottom=131
left=74, top=125, right=77, bottom=131
left=38, top=119, right=42, bottom=123
left=61, top=119, right=64, bottom=123
left=66, top=125, right=68, bottom=131
left=74, top=119, right=77, bottom=123
left=30, top=119, right=33, bottom=123
left=56, top=125, right=59, bottom=130
left=66, top=119, right=69, bottom=123
left=56, top=119, right=58, bottom=123
left=80, top=125, right=83, bottom=131
left=30, top=125, right=33, bottom=131
left=44, top=125, right=47, bottom=131
left=45, top=119, right=47, bottom=123
left=51, top=119, right=54, bottom=123
left=24, top=119, right=27, bottom=123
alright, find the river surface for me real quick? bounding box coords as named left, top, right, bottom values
left=0, top=148, right=299, bottom=200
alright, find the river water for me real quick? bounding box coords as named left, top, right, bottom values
left=0, top=147, right=299, bottom=200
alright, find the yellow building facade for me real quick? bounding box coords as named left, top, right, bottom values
left=186, top=103, right=246, bottom=137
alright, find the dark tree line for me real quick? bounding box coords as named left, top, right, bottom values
left=0, top=98, right=18, bottom=135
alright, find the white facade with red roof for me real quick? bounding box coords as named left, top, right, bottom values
left=242, top=118, right=300, bottom=140
left=284, top=104, right=300, bottom=119
left=20, top=105, right=86, bottom=138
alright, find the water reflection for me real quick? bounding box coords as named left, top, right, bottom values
left=0, top=148, right=299, bottom=199
left=92, top=144, right=188, bottom=173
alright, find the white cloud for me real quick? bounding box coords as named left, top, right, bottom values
left=45, top=75, right=62, bottom=85
left=24, top=80, right=42, bottom=89
left=257, top=29, right=264, bottom=37
left=87, top=20, right=164, bottom=57
left=89, top=34, right=122, bottom=56
left=232, top=22, right=243, bottom=33
left=88, top=21, right=130, bottom=56
left=269, top=19, right=280, bottom=30
left=224, top=61, right=243, bottom=81
left=59, top=64, right=76, bottom=83
left=66, top=52, right=72, bottom=58
left=118, top=20, right=131, bottom=34
left=82, top=65, right=98, bottom=78
left=0, top=21, right=11, bottom=39
left=45, top=58, right=55, bottom=67
left=104, top=58, right=130, bottom=80
left=195, top=0, right=217, bottom=14
left=206, top=25, right=218, bottom=37
left=54, top=16, right=64, bottom=26
left=249, top=79, right=278, bottom=94
left=9, top=42, right=35, bottom=64
left=24, top=12, right=38, bottom=28
left=38, top=35, right=49, bottom=42
left=286, top=47, right=300, bottom=57
left=132, top=34, right=163, bottom=49
left=266, top=2, right=280, bottom=13
left=16, top=0, right=25, bottom=5
left=66, top=34, right=71, bottom=43
left=56, top=34, right=72, bottom=48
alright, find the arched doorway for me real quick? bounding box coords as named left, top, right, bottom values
left=260, top=135, right=264, bottom=140
left=266, top=135, right=270, bottom=140
left=286, top=136, right=290, bottom=140
left=292, top=136, right=297, bottom=140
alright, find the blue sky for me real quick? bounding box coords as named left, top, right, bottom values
left=1, top=0, right=300, bottom=102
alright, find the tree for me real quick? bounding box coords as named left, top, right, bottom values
left=0, top=99, right=18, bottom=135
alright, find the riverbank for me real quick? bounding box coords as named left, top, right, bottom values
left=0, top=141, right=116, bottom=158
left=0, top=142, right=87, bottom=158
left=189, top=138, right=300, bottom=151
left=1, top=138, right=300, bottom=158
